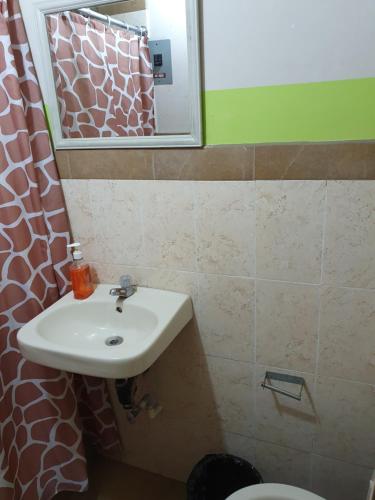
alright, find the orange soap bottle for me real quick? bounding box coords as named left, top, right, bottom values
left=67, top=242, right=94, bottom=300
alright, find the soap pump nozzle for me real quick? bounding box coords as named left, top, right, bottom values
left=67, top=242, right=83, bottom=261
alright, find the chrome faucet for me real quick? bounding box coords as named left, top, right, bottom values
left=109, top=275, right=137, bottom=313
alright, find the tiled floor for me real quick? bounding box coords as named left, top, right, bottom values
left=55, top=456, right=186, bottom=500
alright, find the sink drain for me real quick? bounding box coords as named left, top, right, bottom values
left=105, top=336, right=124, bottom=347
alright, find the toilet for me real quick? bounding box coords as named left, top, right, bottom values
left=226, top=483, right=325, bottom=500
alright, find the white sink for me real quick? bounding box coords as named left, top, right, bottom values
left=17, top=285, right=193, bottom=378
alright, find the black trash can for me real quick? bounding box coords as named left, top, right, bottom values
left=187, top=454, right=263, bottom=500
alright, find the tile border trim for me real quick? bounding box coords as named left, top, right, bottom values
left=56, top=142, right=375, bottom=181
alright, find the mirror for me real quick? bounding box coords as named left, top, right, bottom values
left=20, top=0, right=202, bottom=149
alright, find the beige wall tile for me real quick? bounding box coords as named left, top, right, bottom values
left=205, top=356, right=254, bottom=437
left=196, top=274, right=254, bottom=362
left=319, top=287, right=375, bottom=384
left=255, top=365, right=318, bottom=452
left=311, top=455, right=373, bottom=500
left=255, top=145, right=306, bottom=180
left=256, top=281, right=319, bottom=373
left=58, top=143, right=375, bottom=181
left=88, top=180, right=144, bottom=266
left=255, top=143, right=375, bottom=180
left=93, top=263, right=198, bottom=302
left=61, top=180, right=96, bottom=261
left=256, top=181, right=326, bottom=283
left=365, top=161, right=375, bottom=180
left=61, top=175, right=375, bottom=491
left=221, top=432, right=256, bottom=464
left=141, top=321, right=209, bottom=424
left=196, top=182, right=255, bottom=276
left=99, top=265, right=198, bottom=301
left=255, top=440, right=311, bottom=489
left=137, top=268, right=198, bottom=302
left=301, top=143, right=375, bottom=180
left=314, top=377, right=375, bottom=467
left=141, top=181, right=196, bottom=271
left=323, top=181, right=375, bottom=288
left=154, top=146, right=254, bottom=181
left=92, top=263, right=146, bottom=286
left=68, top=149, right=154, bottom=180
left=55, top=150, right=71, bottom=179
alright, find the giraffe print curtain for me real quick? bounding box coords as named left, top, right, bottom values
left=45, top=11, right=155, bottom=138
left=0, top=1, right=120, bottom=498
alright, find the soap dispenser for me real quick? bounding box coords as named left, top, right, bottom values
left=67, top=242, right=94, bottom=300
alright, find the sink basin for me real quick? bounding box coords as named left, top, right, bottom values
left=17, top=285, right=193, bottom=378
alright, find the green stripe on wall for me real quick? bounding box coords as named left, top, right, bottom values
left=203, top=78, right=375, bottom=145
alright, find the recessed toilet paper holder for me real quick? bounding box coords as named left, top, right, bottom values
left=261, top=371, right=305, bottom=401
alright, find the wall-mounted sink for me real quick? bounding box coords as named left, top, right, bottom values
left=17, top=285, right=193, bottom=378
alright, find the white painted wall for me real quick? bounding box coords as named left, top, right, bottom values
left=203, top=0, right=375, bottom=91
left=147, top=0, right=190, bottom=133
left=113, top=10, right=147, bottom=27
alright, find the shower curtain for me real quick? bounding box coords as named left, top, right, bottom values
left=46, top=11, right=155, bottom=138
left=0, top=1, right=120, bottom=499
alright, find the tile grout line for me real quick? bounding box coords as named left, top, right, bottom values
left=193, top=183, right=201, bottom=336
left=310, top=181, right=329, bottom=467
left=191, top=182, right=199, bottom=275
left=87, top=259, right=375, bottom=293
left=317, top=182, right=329, bottom=370
left=138, top=183, right=146, bottom=269
left=68, top=179, right=375, bottom=489
left=253, top=181, right=258, bottom=444
left=59, top=145, right=375, bottom=182
left=224, top=430, right=375, bottom=469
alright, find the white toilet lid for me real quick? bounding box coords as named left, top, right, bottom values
left=226, top=483, right=325, bottom=500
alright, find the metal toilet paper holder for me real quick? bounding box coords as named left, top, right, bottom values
left=261, top=371, right=305, bottom=401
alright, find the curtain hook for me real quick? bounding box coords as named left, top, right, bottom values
left=107, top=15, right=111, bottom=28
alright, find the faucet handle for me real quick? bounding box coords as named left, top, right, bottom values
left=120, top=274, right=133, bottom=289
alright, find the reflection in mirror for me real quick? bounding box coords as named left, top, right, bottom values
left=44, top=0, right=190, bottom=139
